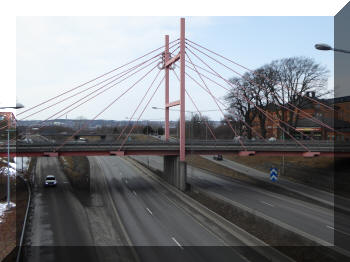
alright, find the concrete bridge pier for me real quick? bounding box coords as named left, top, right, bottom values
left=163, top=156, right=187, bottom=191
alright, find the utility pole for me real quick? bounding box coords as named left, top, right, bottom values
left=206, top=122, right=208, bottom=142
left=7, top=124, right=10, bottom=208
left=282, top=132, right=285, bottom=176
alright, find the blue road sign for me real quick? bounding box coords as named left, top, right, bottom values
left=270, top=167, right=278, bottom=182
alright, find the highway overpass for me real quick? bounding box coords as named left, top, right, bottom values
left=1, top=140, right=348, bottom=157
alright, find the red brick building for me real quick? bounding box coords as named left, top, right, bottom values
left=250, top=93, right=350, bottom=141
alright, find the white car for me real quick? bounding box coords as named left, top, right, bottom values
left=44, top=175, right=57, bottom=187
left=268, top=137, right=277, bottom=142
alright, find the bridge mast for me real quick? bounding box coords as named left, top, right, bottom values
left=164, top=35, right=170, bottom=141
left=179, top=17, right=186, bottom=162
left=164, top=18, right=186, bottom=161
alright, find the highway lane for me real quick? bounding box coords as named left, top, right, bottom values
left=200, top=155, right=350, bottom=217
left=131, top=155, right=350, bottom=247
left=202, top=155, right=335, bottom=201
left=23, top=157, right=134, bottom=262
left=89, top=156, right=269, bottom=262
left=24, top=156, right=271, bottom=262
left=24, top=157, right=97, bottom=262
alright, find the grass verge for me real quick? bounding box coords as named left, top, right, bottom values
left=187, top=186, right=348, bottom=262
left=224, top=155, right=334, bottom=193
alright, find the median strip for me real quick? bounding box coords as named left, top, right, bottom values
left=171, top=237, right=183, bottom=249
left=146, top=207, right=153, bottom=215
left=260, top=201, right=274, bottom=207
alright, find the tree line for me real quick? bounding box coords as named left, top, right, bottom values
left=175, top=56, right=330, bottom=140
left=224, top=56, right=329, bottom=139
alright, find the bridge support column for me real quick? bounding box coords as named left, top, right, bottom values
left=163, top=155, right=187, bottom=191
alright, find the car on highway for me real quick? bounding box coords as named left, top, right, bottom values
left=44, top=175, right=57, bottom=187
left=213, top=154, right=223, bottom=161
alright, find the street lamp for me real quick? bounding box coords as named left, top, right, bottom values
left=315, top=43, right=350, bottom=54
left=0, top=102, right=25, bottom=110
left=1, top=102, right=24, bottom=209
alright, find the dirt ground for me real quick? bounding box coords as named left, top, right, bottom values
left=0, top=177, right=28, bottom=262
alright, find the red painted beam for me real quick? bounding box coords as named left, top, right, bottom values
left=110, top=151, right=125, bottom=156
left=165, top=53, right=180, bottom=67
left=44, top=152, right=58, bottom=157
left=166, top=100, right=180, bottom=108
left=302, top=152, right=321, bottom=158
left=238, top=151, right=256, bottom=156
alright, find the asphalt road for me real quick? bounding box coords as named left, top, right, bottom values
left=23, top=156, right=270, bottom=262
left=201, top=155, right=350, bottom=208
left=88, top=156, right=269, bottom=262
left=24, top=157, right=134, bottom=262
left=24, top=157, right=97, bottom=262
left=131, top=155, right=350, bottom=249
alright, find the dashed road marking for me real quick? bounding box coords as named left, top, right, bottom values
left=326, top=225, right=350, bottom=236
left=260, top=201, right=274, bottom=207
left=171, top=237, right=183, bottom=249
left=146, top=208, right=153, bottom=215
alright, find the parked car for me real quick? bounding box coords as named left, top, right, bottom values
left=213, top=154, right=223, bottom=161
left=44, top=175, right=57, bottom=187
left=268, top=137, right=277, bottom=142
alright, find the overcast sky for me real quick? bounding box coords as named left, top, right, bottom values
left=16, top=16, right=335, bottom=121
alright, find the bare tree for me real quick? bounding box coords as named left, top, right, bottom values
left=226, top=57, right=329, bottom=139
left=225, top=73, right=259, bottom=139
left=249, top=65, right=277, bottom=138
left=269, top=57, right=329, bottom=135
left=186, top=114, right=215, bottom=140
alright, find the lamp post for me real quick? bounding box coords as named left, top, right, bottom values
left=0, top=102, right=24, bottom=209
left=315, top=43, right=350, bottom=54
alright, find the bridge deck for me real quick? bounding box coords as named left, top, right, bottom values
left=1, top=140, right=349, bottom=157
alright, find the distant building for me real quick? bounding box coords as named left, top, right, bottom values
left=251, top=93, right=350, bottom=141
left=0, top=112, right=16, bottom=128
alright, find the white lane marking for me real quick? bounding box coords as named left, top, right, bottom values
left=133, top=191, right=137, bottom=196
left=326, top=225, right=350, bottom=236
left=146, top=208, right=153, bottom=215
left=260, top=201, right=274, bottom=207
left=171, top=237, right=183, bottom=249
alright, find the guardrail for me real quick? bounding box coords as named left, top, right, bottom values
left=15, top=165, right=34, bottom=262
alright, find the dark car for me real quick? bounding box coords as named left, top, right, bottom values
left=213, top=154, right=223, bottom=161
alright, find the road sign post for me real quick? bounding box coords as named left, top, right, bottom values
left=270, top=167, right=278, bottom=182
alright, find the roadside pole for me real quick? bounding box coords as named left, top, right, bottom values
left=7, top=128, right=11, bottom=208
left=282, top=132, right=285, bottom=176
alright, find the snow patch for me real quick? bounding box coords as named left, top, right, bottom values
left=0, top=157, right=16, bottom=177
left=0, top=202, right=16, bottom=223
left=0, top=166, right=16, bottom=177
